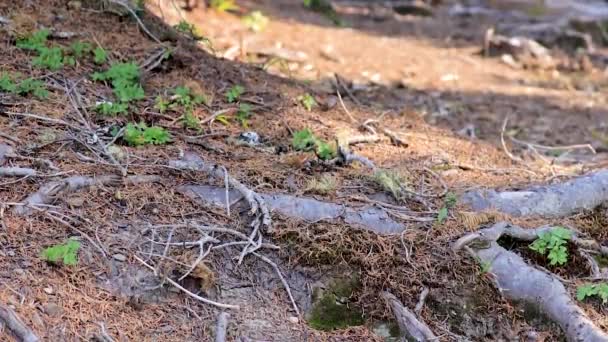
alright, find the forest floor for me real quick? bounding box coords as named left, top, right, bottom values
left=1, top=0, right=608, bottom=341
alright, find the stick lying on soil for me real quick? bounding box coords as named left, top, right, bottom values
left=382, top=292, right=437, bottom=341
left=461, top=169, right=608, bottom=217
left=0, top=305, right=39, bottom=342
left=454, top=222, right=608, bottom=341
left=214, top=312, right=230, bottom=342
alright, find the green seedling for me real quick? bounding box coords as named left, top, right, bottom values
left=95, top=102, right=128, bottom=116
left=17, top=78, right=49, bottom=99
left=529, top=227, right=571, bottom=266
left=0, top=73, right=17, bottom=92
left=40, top=239, right=80, bottom=266
left=577, top=283, right=608, bottom=303
left=93, top=46, right=108, bottom=64
left=16, top=29, right=50, bottom=51
left=298, top=93, right=316, bottom=111
left=305, top=174, right=337, bottom=194
left=242, top=11, right=269, bottom=32
left=236, top=103, right=252, bottom=127
left=180, top=111, right=201, bottom=130
left=92, top=62, right=144, bottom=103
left=292, top=128, right=336, bottom=160
left=70, top=41, right=92, bottom=58
left=32, top=46, right=67, bottom=70
left=226, top=85, right=244, bottom=103
left=437, top=192, right=457, bottom=224
left=123, top=122, right=170, bottom=146
left=303, top=0, right=343, bottom=26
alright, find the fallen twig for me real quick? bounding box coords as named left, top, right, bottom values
left=0, top=167, right=36, bottom=177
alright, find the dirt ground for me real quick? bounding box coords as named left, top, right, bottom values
left=1, top=0, right=608, bottom=341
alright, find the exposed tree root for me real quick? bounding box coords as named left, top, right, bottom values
left=13, top=175, right=161, bottom=215
left=0, top=167, right=36, bottom=177
left=214, top=312, right=230, bottom=342
left=0, top=305, right=39, bottom=342
left=382, top=292, right=437, bottom=342
left=168, top=152, right=272, bottom=232
left=462, top=169, right=608, bottom=217
left=454, top=222, right=608, bottom=341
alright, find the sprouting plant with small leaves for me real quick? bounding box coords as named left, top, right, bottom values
left=292, top=128, right=336, bottom=160
left=93, top=46, right=108, bottom=64
left=40, top=239, right=81, bottom=266
left=226, top=85, right=245, bottom=103
left=298, top=93, right=316, bottom=111
left=16, top=29, right=50, bottom=51
left=577, top=283, right=608, bottom=303
left=242, top=11, right=269, bottom=32
left=180, top=111, right=201, bottom=130
left=1, top=74, right=48, bottom=99
left=155, top=95, right=170, bottom=113
left=95, top=102, right=128, bottom=116
left=70, top=41, right=92, bottom=58
left=236, top=103, right=252, bottom=127
left=123, top=122, right=170, bottom=146
left=32, top=46, right=69, bottom=71
left=209, top=0, right=239, bottom=12
left=173, top=20, right=205, bottom=40
left=373, top=170, right=406, bottom=200
left=437, top=192, right=457, bottom=224
left=92, top=62, right=144, bottom=103
left=529, top=227, right=571, bottom=266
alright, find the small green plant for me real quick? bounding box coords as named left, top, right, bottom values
left=529, top=227, right=571, bottom=266
left=437, top=192, right=457, bottom=224
left=298, top=93, right=316, bottom=111
left=373, top=170, right=407, bottom=200
left=123, top=122, right=170, bottom=146
left=155, top=95, right=170, bottom=113
left=437, top=207, right=449, bottom=224
left=70, top=41, right=92, bottom=58
left=0, top=74, right=48, bottom=99
left=479, top=260, right=491, bottom=274
left=180, top=111, right=201, bottom=130
left=173, top=20, right=205, bottom=40
left=577, top=283, right=608, bottom=303
left=40, top=239, right=81, bottom=266
left=95, top=102, right=128, bottom=116
left=209, top=0, right=239, bottom=12
left=0, top=73, right=17, bottom=92
left=93, top=46, right=108, bottom=64
left=32, top=46, right=68, bottom=71
left=242, top=11, right=269, bottom=32
left=226, top=85, right=245, bottom=103
left=236, top=103, right=252, bottom=127
left=292, top=128, right=336, bottom=160
left=92, top=62, right=144, bottom=103
left=173, top=86, right=207, bottom=108
left=17, top=78, right=49, bottom=99
left=16, top=29, right=50, bottom=51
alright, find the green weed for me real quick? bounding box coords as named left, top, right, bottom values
left=529, top=227, right=571, bottom=266
left=123, top=122, right=170, bottom=146
left=292, top=128, right=336, bottom=160
left=93, top=46, right=108, bottom=64
left=70, top=41, right=92, bottom=58
left=92, top=62, right=144, bottom=103
left=209, top=0, right=239, bottom=12
left=236, top=103, right=252, bottom=127
left=95, top=102, right=128, bottom=116
left=298, top=93, right=316, bottom=111
left=40, top=239, right=80, bottom=266
left=1, top=74, right=48, bottom=99
left=577, top=283, right=608, bottom=303
left=305, top=174, right=337, bottom=194
left=226, top=85, right=245, bottom=103
left=16, top=29, right=50, bottom=51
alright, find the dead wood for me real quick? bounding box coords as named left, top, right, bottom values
left=382, top=292, right=437, bottom=342
left=0, top=167, right=36, bottom=177
left=0, top=305, right=40, bottom=342
left=454, top=222, right=608, bottom=341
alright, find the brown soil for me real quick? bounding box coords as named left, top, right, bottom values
left=1, top=0, right=607, bottom=341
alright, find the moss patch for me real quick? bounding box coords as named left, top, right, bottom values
left=307, top=277, right=364, bottom=331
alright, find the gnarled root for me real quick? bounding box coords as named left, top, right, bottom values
left=382, top=292, right=437, bottom=341
left=454, top=222, right=608, bottom=341
left=461, top=170, right=608, bottom=217
left=0, top=305, right=39, bottom=342
left=169, top=152, right=272, bottom=232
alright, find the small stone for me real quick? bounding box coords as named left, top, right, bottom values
left=112, top=254, right=127, bottom=262
left=66, top=196, right=85, bottom=208
left=43, top=287, right=53, bottom=295
left=288, top=316, right=299, bottom=324
left=44, top=302, right=62, bottom=316
left=238, top=131, right=260, bottom=145
left=14, top=268, right=24, bottom=276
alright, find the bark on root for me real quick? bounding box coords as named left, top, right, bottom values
left=454, top=222, right=608, bottom=341
left=169, top=152, right=272, bottom=232
left=0, top=305, right=39, bottom=342
left=462, top=170, right=608, bottom=217
left=13, top=175, right=161, bottom=215
left=382, top=292, right=437, bottom=342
